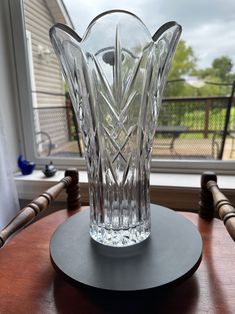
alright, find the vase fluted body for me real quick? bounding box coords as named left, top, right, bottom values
left=50, top=10, right=181, bottom=247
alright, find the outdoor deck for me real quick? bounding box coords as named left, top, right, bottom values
left=50, top=137, right=235, bottom=161
left=153, top=137, right=234, bottom=160
left=35, top=95, right=235, bottom=161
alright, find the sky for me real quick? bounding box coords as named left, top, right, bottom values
left=63, top=0, right=235, bottom=71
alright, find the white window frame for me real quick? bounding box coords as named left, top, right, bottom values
left=8, top=0, right=235, bottom=175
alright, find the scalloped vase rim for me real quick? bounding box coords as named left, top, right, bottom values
left=50, top=9, right=181, bottom=44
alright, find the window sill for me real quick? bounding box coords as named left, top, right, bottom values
left=15, top=170, right=235, bottom=211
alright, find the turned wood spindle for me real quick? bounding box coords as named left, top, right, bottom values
left=200, top=171, right=235, bottom=241
left=199, top=171, right=217, bottom=219
left=65, top=168, right=81, bottom=211
left=0, top=169, right=80, bottom=248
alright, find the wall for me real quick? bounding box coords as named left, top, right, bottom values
left=0, top=1, right=21, bottom=172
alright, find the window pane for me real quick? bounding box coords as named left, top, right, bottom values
left=18, top=0, right=235, bottom=173
left=23, top=0, right=83, bottom=159
left=152, top=95, right=235, bottom=161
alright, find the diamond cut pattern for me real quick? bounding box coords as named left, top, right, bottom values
left=50, top=11, right=181, bottom=246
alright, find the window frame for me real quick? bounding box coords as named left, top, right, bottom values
left=8, top=0, right=235, bottom=175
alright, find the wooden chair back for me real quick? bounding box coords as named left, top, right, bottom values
left=0, top=168, right=80, bottom=248
left=1, top=169, right=234, bottom=248
left=199, top=171, right=235, bottom=241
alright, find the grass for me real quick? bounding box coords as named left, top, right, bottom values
left=157, top=107, right=235, bottom=140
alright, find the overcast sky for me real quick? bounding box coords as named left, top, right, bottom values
left=63, top=0, right=235, bottom=70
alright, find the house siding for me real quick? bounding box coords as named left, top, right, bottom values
left=24, top=0, right=70, bottom=150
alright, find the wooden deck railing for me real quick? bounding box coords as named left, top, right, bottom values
left=160, top=96, right=233, bottom=138
left=32, top=94, right=235, bottom=159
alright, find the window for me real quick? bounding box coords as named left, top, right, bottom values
left=9, top=0, right=84, bottom=170
left=8, top=0, right=235, bottom=174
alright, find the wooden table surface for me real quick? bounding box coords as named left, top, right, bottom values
left=0, top=208, right=234, bottom=314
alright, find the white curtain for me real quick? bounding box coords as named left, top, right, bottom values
left=0, top=109, right=19, bottom=230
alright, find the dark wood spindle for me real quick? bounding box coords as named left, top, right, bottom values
left=65, top=168, right=80, bottom=210
left=0, top=169, right=80, bottom=248
left=199, top=171, right=217, bottom=219
left=200, top=171, right=235, bottom=241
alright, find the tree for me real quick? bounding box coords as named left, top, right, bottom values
left=196, top=56, right=234, bottom=96
left=165, top=51, right=235, bottom=97
left=164, top=40, right=197, bottom=97
left=212, top=56, right=233, bottom=81
left=168, top=40, right=197, bottom=79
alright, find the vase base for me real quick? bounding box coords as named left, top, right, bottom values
left=50, top=204, right=202, bottom=291
left=90, top=224, right=150, bottom=247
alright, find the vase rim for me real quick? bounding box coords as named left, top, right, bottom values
left=85, top=10, right=181, bottom=43
left=50, top=10, right=181, bottom=45
left=49, top=10, right=144, bottom=44
left=87, top=9, right=143, bottom=28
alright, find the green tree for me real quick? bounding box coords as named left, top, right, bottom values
left=212, top=56, right=233, bottom=81
left=165, top=51, right=235, bottom=97
left=168, top=40, right=197, bottom=79
left=164, top=40, right=197, bottom=97
left=196, top=56, right=234, bottom=96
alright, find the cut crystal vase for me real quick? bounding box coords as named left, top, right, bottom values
left=50, top=10, right=181, bottom=247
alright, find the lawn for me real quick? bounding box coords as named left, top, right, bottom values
left=157, top=106, right=235, bottom=140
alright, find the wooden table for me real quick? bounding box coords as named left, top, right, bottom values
left=0, top=208, right=235, bottom=314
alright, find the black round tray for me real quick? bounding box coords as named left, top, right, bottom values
left=50, top=204, right=202, bottom=291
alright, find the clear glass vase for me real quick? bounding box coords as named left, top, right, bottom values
left=50, top=10, right=181, bottom=247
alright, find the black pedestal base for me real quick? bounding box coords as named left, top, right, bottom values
left=50, top=204, right=202, bottom=291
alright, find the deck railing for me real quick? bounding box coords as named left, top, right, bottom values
left=160, top=96, right=233, bottom=137
left=32, top=93, right=235, bottom=159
